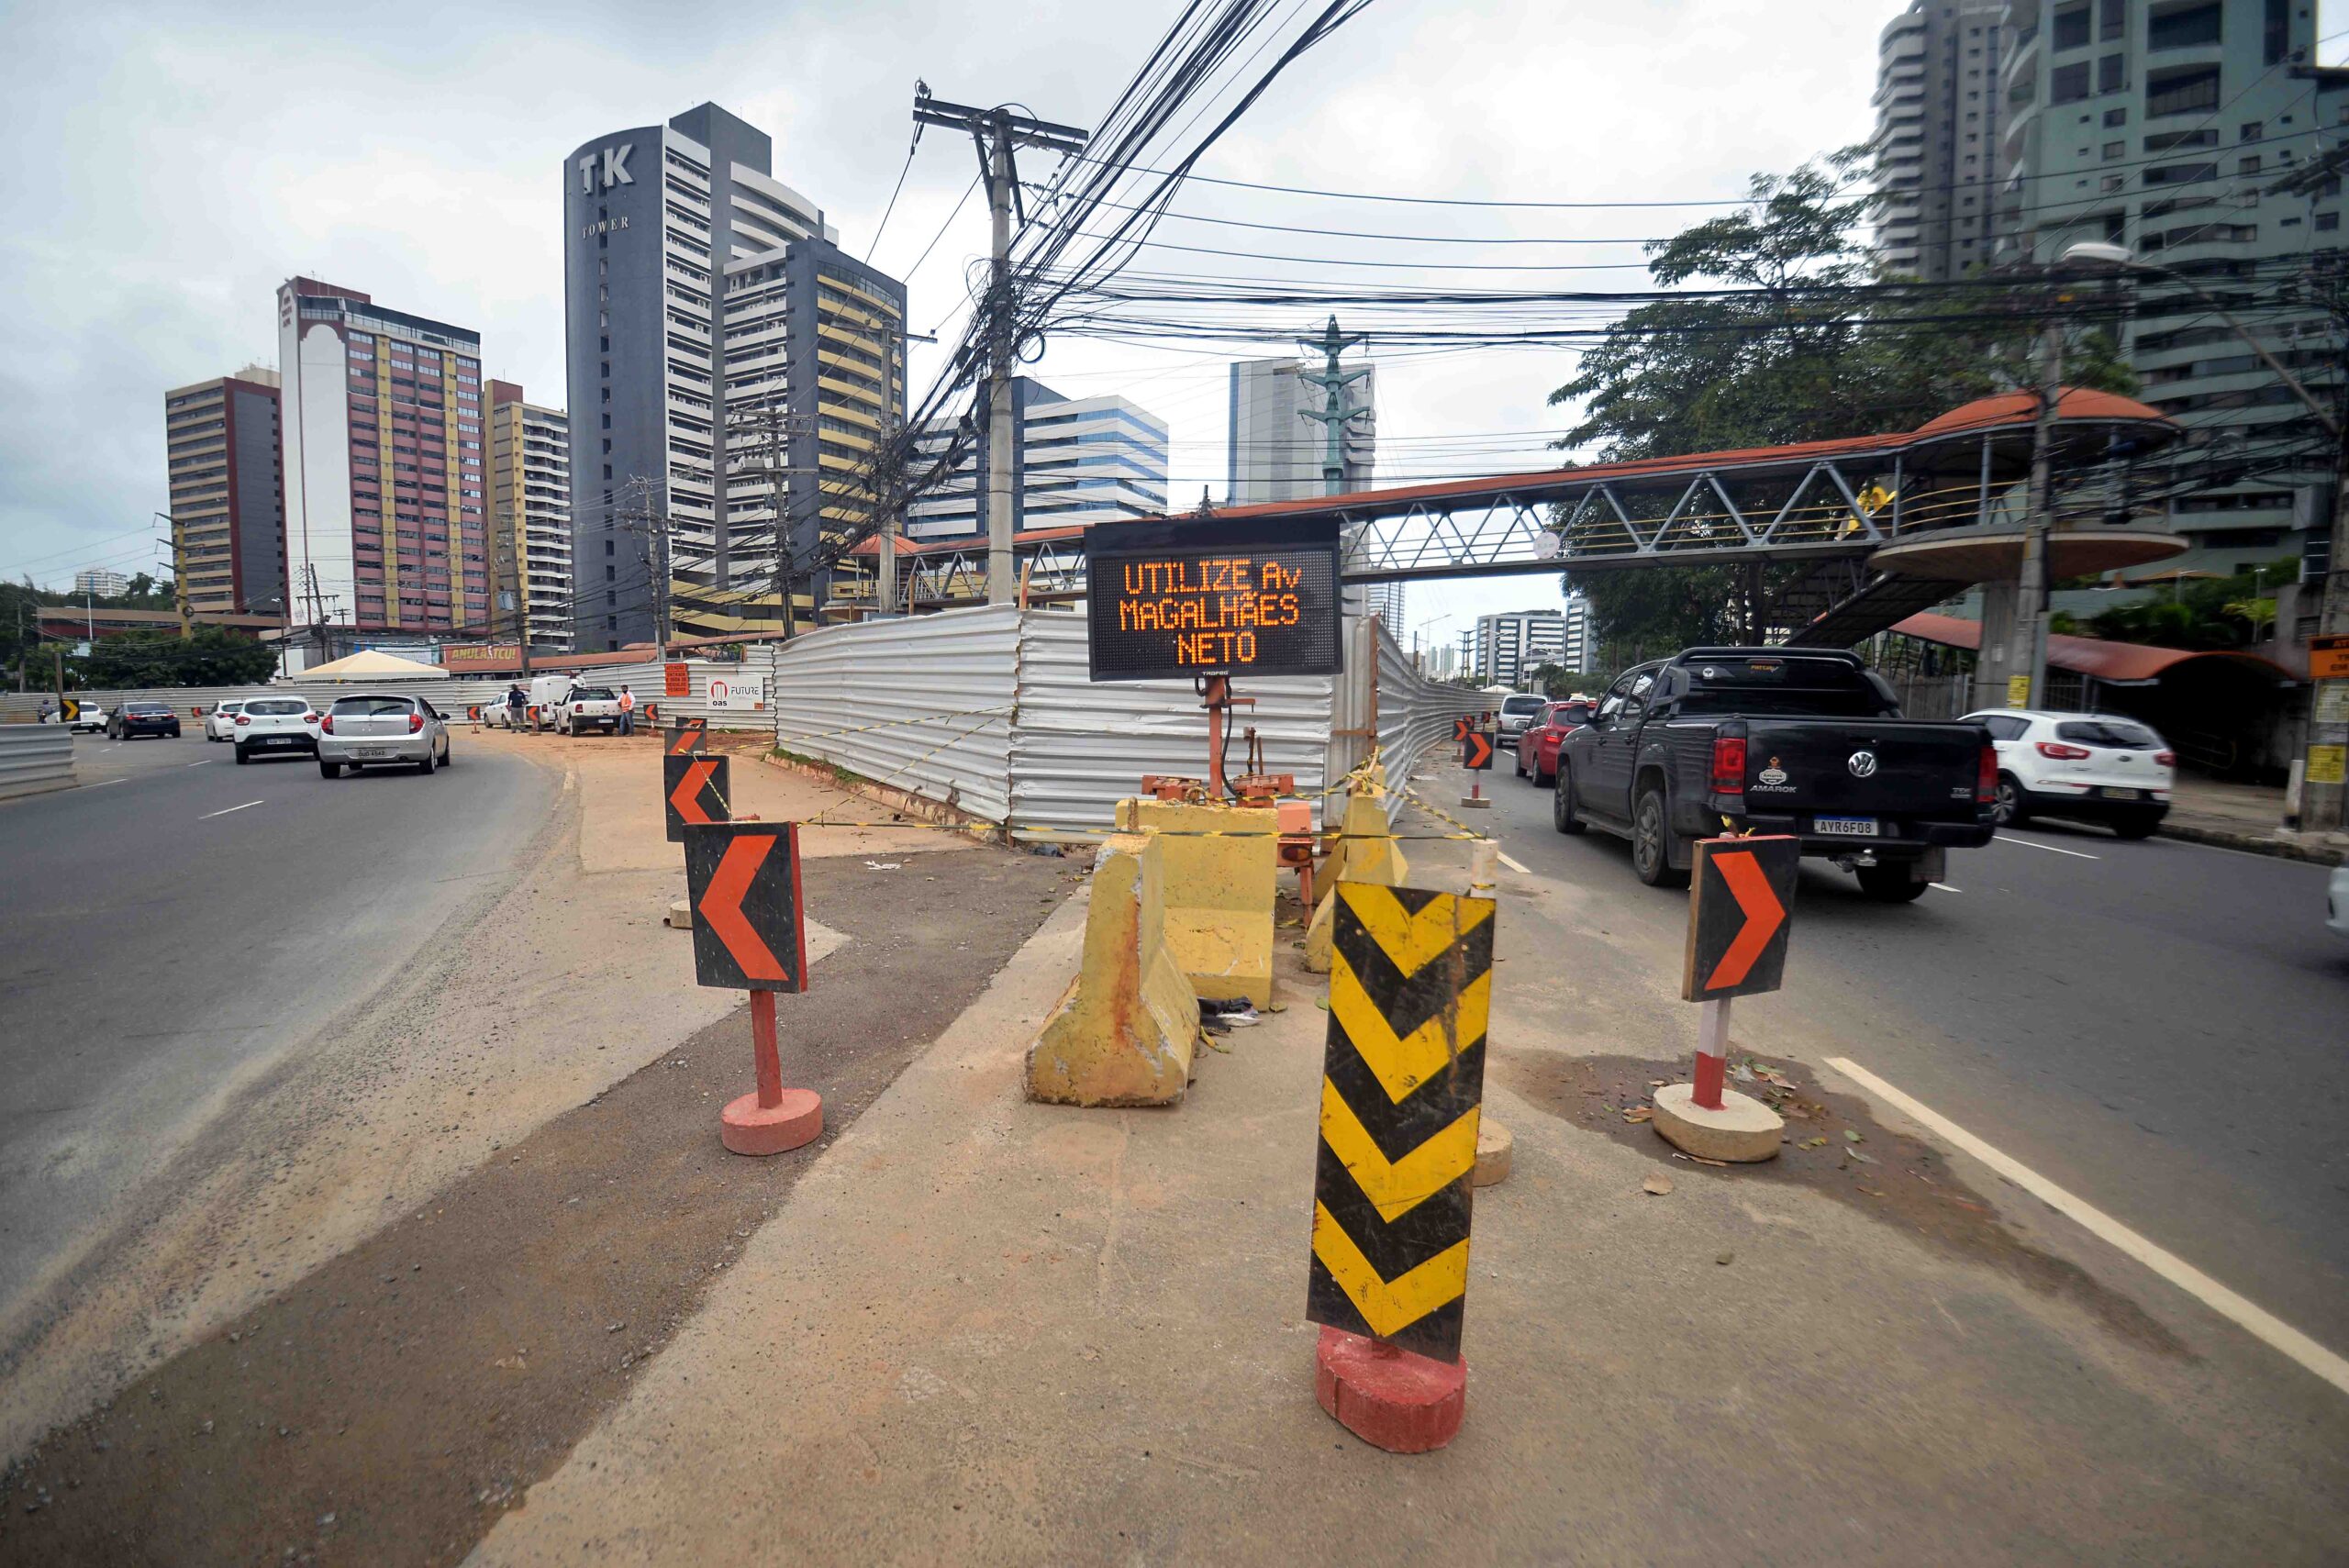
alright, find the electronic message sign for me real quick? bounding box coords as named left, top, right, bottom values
left=1085, top=517, right=1344, bottom=683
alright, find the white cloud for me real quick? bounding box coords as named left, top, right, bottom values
left=0, top=0, right=1878, bottom=603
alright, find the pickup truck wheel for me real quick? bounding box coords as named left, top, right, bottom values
left=1991, top=774, right=2028, bottom=827
left=1632, top=785, right=1688, bottom=888
left=1856, top=863, right=1931, bottom=902
left=1553, top=764, right=1586, bottom=834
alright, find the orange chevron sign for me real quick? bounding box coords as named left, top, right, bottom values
left=682, top=822, right=808, bottom=993
left=666, top=717, right=707, bottom=756
left=664, top=754, right=730, bottom=843
left=1461, top=728, right=1494, bottom=772
left=1681, top=835, right=1799, bottom=1002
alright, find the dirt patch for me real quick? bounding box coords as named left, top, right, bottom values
left=1497, top=1050, right=2189, bottom=1359
left=0, top=850, right=1075, bottom=1567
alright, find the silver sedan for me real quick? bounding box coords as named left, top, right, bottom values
left=317, top=692, right=453, bottom=777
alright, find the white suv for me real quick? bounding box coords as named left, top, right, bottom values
left=1965, top=709, right=2173, bottom=840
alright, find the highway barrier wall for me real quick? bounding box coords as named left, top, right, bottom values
left=0, top=659, right=777, bottom=732
left=760, top=606, right=1486, bottom=840
left=0, top=724, right=73, bottom=800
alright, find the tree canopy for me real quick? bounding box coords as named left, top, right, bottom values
left=72, top=627, right=279, bottom=688
left=1550, top=149, right=2136, bottom=669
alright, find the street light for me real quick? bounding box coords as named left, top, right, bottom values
left=2058, top=240, right=2349, bottom=835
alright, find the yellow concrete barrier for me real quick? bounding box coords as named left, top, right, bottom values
left=1115, top=798, right=1278, bottom=1006
left=1305, top=788, right=1410, bottom=973
left=1027, top=832, right=1200, bottom=1107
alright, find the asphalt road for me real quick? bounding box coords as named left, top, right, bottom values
left=0, top=728, right=553, bottom=1335
left=1455, top=762, right=2349, bottom=1351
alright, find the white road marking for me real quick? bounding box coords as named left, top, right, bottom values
left=86, top=778, right=127, bottom=788
left=1929, top=882, right=1962, bottom=893
left=184, top=760, right=210, bottom=767
left=1496, top=850, right=1531, bottom=874
left=1824, top=1054, right=2349, bottom=1399
left=1994, top=833, right=2100, bottom=860
left=200, top=800, right=263, bottom=820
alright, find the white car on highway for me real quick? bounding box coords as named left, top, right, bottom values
left=204, top=699, right=247, bottom=741
left=317, top=692, right=452, bottom=777
left=45, top=703, right=107, bottom=733
left=1965, top=708, right=2174, bottom=840
left=230, top=695, right=319, bottom=763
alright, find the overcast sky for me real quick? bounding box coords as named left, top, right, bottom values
left=1, top=0, right=1916, bottom=644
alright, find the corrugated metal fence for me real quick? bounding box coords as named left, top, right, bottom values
left=759, top=606, right=1486, bottom=839
left=0, top=725, right=72, bottom=800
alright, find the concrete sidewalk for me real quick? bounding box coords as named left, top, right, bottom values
left=2159, top=774, right=2345, bottom=865
left=473, top=828, right=2349, bottom=1564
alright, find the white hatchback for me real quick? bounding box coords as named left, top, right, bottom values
left=1965, top=708, right=2174, bottom=840
left=205, top=699, right=247, bottom=741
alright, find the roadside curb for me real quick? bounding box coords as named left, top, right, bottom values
left=2154, top=818, right=2345, bottom=866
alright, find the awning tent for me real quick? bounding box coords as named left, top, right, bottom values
left=298, top=650, right=452, bottom=681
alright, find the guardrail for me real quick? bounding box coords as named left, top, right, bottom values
left=0, top=724, right=73, bottom=801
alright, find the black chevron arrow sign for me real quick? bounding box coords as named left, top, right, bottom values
left=1306, top=881, right=1494, bottom=1363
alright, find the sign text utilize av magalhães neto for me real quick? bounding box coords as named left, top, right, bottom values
left=1113, top=556, right=1306, bottom=668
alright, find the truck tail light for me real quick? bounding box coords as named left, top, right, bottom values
left=2154, top=751, right=2175, bottom=767
left=2035, top=741, right=2090, bottom=761
left=321, top=715, right=334, bottom=734
left=1709, top=736, right=1746, bottom=798
left=407, top=712, right=424, bottom=734
left=1976, top=742, right=1997, bottom=804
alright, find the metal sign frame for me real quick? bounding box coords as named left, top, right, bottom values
left=1084, top=516, right=1344, bottom=684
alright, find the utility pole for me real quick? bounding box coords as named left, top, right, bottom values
left=2010, top=317, right=2065, bottom=708
left=911, top=86, right=1087, bottom=606
left=1297, top=314, right=1372, bottom=496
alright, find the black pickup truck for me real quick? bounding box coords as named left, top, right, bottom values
left=1553, top=647, right=1996, bottom=902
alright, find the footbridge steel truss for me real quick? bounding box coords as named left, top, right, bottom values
left=841, top=393, right=2177, bottom=637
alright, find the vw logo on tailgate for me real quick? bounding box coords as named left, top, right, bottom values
left=1847, top=750, right=1878, bottom=778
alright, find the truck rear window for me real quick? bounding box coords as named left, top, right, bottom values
left=1673, top=657, right=1895, bottom=718
left=572, top=687, right=616, bottom=701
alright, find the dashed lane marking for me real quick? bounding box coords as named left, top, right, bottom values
left=1929, top=882, right=1962, bottom=893
left=1994, top=833, right=2100, bottom=861
left=199, top=800, right=263, bottom=820
left=1824, top=1055, right=2349, bottom=1399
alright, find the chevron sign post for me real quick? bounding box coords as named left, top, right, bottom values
left=1653, top=835, right=1798, bottom=1164
left=664, top=753, right=729, bottom=842
left=682, top=821, right=820, bottom=1156
left=1308, top=881, right=1493, bottom=1452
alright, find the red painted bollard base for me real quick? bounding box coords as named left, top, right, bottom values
left=719, top=1087, right=822, bottom=1156
left=1313, top=1326, right=1466, bottom=1452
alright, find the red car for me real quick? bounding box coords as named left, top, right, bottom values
left=1515, top=700, right=1593, bottom=785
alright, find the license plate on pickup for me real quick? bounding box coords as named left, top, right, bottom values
left=1812, top=816, right=1880, bottom=837
left=2091, top=786, right=2143, bottom=800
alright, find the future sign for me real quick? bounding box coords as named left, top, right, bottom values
left=1085, top=517, right=1343, bottom=683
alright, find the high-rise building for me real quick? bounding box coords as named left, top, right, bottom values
left=563, top=102, right=905, bottom=650
left=485, top=382, right=573, bottom=651
left=277, top=278, right=488, bottom=637
left=1559, top=594, right=1596, bottom=673
left=1353, top=580, right=1408, bottom=629
left=1226, top=357, right=1375, bottom=503
left=1472, top=608, right=1569, bottom=691
left=1997, top=1, right=2347, bottom=576
left=905, top=377, right=1169, bottom=542
left=71, top=567, right=130, bottom=601
left=162, top=367, right=284, bottom=617
left=1874, top=0, right=2010, bottom=280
